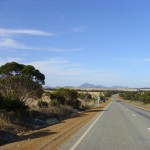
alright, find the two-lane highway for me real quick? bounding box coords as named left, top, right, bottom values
left=61, top=95, right=150, bottom=150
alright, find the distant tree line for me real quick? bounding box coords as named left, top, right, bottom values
left=104, top=90, right=118, bottom=98
left=119, top=91, right=150, bottom=104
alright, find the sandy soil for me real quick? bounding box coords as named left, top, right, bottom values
left=1, top=99, right=111, bottom=150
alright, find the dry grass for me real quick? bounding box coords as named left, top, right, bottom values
left=122, top=100, right=150, bottom=110
left=0, top=118, right=8, bottom=128
left=0, top=112, right=12, bottom=128
left=31, top=105, right=76, bottom=120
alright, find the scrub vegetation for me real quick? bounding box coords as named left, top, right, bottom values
left=119, top=91, right=150, bottom=104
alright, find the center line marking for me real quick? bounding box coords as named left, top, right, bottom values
left=132, top=114, right=136, bottom=117
left=148, top=128, right=150, bottom=131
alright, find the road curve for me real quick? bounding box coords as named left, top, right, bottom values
left=60, top=95, right=150, bottom=150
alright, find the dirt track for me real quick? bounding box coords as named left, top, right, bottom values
left=1, top=100, right=111, bottom=150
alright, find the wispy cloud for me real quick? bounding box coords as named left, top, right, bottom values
left=0, top=38, right=33, bottom=50
left=0, top=57, right=25, bottom=66
left=0, top=57, right=121, bottom=87
left=46, top=47, right=82, bottom=52
left=0, top=38, right=82, bottom=52
left=0, top=28, right=55, bottom=37
left=61, top=26, right=87, bottom=34
left=28, top=58, right=120, bottom=86
left=29, top=58, right=82, bottom=76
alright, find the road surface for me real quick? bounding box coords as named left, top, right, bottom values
left=61, top=95, right=150, bottom=150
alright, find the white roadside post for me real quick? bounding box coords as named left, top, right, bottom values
left=97, top=96, right=100, bottom=107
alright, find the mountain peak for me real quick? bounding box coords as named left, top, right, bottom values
left=79, top=83, right=106, bottom=88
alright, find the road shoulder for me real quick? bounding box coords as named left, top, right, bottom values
left=1, top=99, right=112, bottom=150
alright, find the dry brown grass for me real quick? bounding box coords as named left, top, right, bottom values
left=0, top=118, right=8, bottom=128
left=122, top=100, right=150, bottom=110
left=31, top=105, right=76, bottom=120
left=0, top=112, right=12, bottom=128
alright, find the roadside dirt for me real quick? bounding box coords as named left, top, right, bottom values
left=0, top=99, right=111, bottom=150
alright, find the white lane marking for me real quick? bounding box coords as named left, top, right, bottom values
left=132, top=114, right=136, bottom=117
left=125, top=103, right=150, bottom=112
left=70, top=101, right=112, bottom=150
left=148, top=128, right=150, bottom=131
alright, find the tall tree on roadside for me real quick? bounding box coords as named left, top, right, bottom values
left=0, top=62, right=45, bottom=103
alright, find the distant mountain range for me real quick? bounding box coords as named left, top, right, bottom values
left=44, top=83, right=128, bottom=89
left=78, top=83, right=106, bottom=88
left=78, top=83, right=128, bottom=88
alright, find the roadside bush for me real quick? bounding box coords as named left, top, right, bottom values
left=104, top=91, right=118, bottom=98
left=74, top=100, right=81, bottom=109
left=78, top=92, right=92, bottom=100
left=34, top=105, right=76, bottom=120
left=0, top=95, right=28, bottom=113
left=38, top=101, right=48, bottom=108
left=50, top=99, right=60, bottom=106
left=119, top=91, right=150, bottom=104
left=50, top=92, right=65, bottom=105
left=50, top=88, right=80, bottom=109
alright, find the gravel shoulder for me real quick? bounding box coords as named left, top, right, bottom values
left=0, top=99, right=111, bottom=150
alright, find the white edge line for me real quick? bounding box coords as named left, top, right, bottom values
left=148, top=128, right=150, bottom=131
left=70, top=101, right=112, bottom=150
left=124, top=102, right=150, bottom=112
left=132, top=114, right=136, bottom=117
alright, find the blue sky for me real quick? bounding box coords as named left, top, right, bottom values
left=0, top=0, right=150, bottom=87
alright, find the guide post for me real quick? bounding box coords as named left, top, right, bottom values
left=97, top=96, right=100, bottom=107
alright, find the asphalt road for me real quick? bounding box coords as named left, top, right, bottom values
left=60, top=95, right=150, bottom=150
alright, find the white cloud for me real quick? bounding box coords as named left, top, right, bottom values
left=0, top=57, right=24, bottom=66
left=27, top=58, right=120, bottom=86
left=0, top=28, right=55, bottom=37
left=0, top=57, right=122, bottom=87
left=0, top=38, right=34, bottom=50
left=0, top=38, right=82, bottom=52
left=28, top=58, right=82, bottom=76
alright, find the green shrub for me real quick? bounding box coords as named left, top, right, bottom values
left=119, top=91, right=150, bottom=104
left=38, top=101, right=48, bottom=108
left=50, top=99, right=60, bottom=106
left=78, top=92, right=92, bottom=100
left=74, top=100, right=81, bottom=109
left=0, top=94, right=28, bottom=112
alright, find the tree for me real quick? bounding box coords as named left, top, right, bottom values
left=0, top=62, right=45, bottom=103
left=0, top=62, right=45, bottom=84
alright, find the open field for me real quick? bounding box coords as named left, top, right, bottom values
left=1, top=99, right=111, bottom=150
